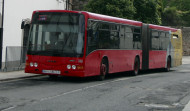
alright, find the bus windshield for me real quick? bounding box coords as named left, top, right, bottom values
left=27, top=12, right=85, bottom=57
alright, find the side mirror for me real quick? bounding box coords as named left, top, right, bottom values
left=21, top=21, right=25, bottom=29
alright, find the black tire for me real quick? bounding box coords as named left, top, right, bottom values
left=97, top=59, right=108, bottom=81
left=165, top=57, right=171, bottom=72
left=132, top=57, right=140, bottom=76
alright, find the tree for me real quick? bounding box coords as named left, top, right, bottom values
left=167, top=0, right=190, bottom=11
left=134, top=0, right=162, bottom=25
left=84, top=0, right=136, bottom=19
left=162, top=7, right=182, bottom=26
left=84, top=0, right=162, bottom=25
left=162, top=0, right=190, bottom=26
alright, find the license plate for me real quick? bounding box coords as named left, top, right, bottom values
left=42, top=70, right=61, bottom=74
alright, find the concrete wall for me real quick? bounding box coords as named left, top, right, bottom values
left=182, top=27, right=190, bottom=56
left=2, top=0, right=66, bottom=63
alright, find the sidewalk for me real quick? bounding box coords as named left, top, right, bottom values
left=0, top=56, right=190, bottom=81
left=0, top=70, right=40, bottom=81
left=183, top=56, right=190, bottom=64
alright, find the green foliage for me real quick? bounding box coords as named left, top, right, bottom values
left=167, top=0, right=190, bottom=11
left=84, top=0, right=162, bottom=25
left=162, top=0, right=190, bottom=26
left=162, top=0, right=168, bottom=8
left=134, top=0, right=162, bottom=25
left=84, top=0, right=136, bottom=19
left=181, top=11, right=190, bottom=26
left=82, top=0, right=190, bottom=26
left=162, top=7, right=182, bottom=26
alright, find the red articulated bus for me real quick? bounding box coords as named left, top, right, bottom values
left=25, top=10, right=182, bottom=80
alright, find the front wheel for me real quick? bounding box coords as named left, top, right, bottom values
left=165, top=58, right=171, bottom=72
left=97, top=59, right=108, bottom=81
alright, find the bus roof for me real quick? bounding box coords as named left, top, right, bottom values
left=33, top=10, right=142, bottom=26
left=149, top=24, right=178, bottom=32
left=81, top=11, right=142, bottom=27
left=32, top=10, right=178, bottom=31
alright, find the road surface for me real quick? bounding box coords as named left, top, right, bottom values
left=0, top=57, right=190, bottom=111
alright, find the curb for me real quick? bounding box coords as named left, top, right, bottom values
left=182, top=100, right=190, bottom=111
left=0, top=75, right=44, bottom=82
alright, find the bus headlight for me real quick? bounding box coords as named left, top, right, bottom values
left=34, top=63, right=38, bottom=67
left=67, top=65, right=71, bottom=69
left=30, top=62, right=34, bottom=67
left=72, top=65, right=76, bottom=70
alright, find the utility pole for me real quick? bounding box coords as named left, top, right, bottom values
left=65, top=0, right=72, bottom=10
left=1, top=0, right=4, bottom=28
left=0, top=0, right=5, bottom=69
left=66, top=0, right=68, bottom=10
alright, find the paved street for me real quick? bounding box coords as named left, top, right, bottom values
left=0, top=57, right=190, bottom=111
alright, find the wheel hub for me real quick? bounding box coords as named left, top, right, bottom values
left=101, top=64, right=106, bottom=75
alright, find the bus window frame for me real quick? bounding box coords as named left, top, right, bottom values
left=86, top=19, right=143, bottom=55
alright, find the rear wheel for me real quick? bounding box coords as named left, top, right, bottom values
left=165, top=57, right=171, bottom=72
left=132, top=57, right=140, bottom=76
left=97, top=59, right=108, bottom=81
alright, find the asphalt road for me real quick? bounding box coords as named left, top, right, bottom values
left=0, top=61, right=190, bottom=111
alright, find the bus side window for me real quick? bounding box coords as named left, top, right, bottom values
left=99, top=30, right=110, bottom=49
left=159, top=32, right=167, bottom=50
left=87, top=29, right=93, bottom=44
left=133, top=28, right=141, bottom=49
left=110, top=24, right=119, bottom=49
left=87, top=20, right=98, bottom=55
left=124, top=26, right=133, bottom=49
left=119, top=25, right=125, bottom=49
left=163, top=32, right=170, bottom=50
left=151, top=30, right=160, bottom=50
left=173, top=34, right=179, bottom=39
left=98, top=23, right=110, bottom=49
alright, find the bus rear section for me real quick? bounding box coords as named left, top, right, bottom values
left=25, top=10, right=87, bottom=77
left=142, top=24, right=182, bottom=71
left=171, top=30, right=183, bottom=67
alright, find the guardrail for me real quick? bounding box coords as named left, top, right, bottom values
left=4, top=46, right=26, bottom=71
